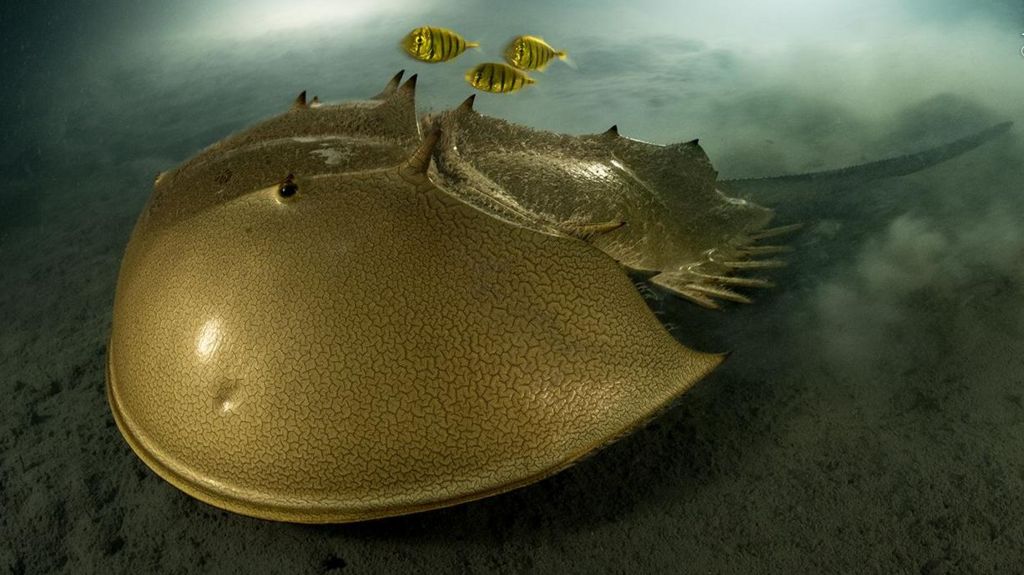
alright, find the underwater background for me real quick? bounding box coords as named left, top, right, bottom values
left=2, top=0, right=1023, bottom=572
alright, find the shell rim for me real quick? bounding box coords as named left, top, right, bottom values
left=106, top=338, right=722, bottom=524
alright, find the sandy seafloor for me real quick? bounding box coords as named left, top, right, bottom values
left=3, top=1, right=1024, bottom=573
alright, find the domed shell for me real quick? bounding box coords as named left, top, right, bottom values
left=107, top=74, right=722, bottom=523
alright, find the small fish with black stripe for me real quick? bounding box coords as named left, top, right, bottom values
left=464, top=62, right=536, bottom=94
left=401, top=26, right=479, bottom=63
left=504, top=35, right=573, bottom=71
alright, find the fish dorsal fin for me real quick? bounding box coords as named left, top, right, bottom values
left=292, top=90, right=307, bottom=109
left=602, top=125, right=620, bottom=138
left=372, top=70, right=405, bottom=100
left=399, top=128, right=441, bottom=182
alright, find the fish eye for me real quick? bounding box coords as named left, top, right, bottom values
left=416, top=36, right=424, bottom=45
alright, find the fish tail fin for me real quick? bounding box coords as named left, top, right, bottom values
left=558, top=52, right=578, bottom=70
left=466, top=41, right=481, bottom=49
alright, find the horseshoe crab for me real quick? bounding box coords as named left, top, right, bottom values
left=107, top=71, right=1010, bottom=523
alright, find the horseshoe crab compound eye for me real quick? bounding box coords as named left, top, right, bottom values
left=278, top=179, right=298, bottom=199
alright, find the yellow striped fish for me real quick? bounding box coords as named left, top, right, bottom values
left=401, top=26, right=479, bottom=63
left=465, top=63, right=535, bottom=94
left=504, top=35, right=568, bottom=71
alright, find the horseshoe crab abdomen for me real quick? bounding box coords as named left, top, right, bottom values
left=426, top=100, right=782, bottom=307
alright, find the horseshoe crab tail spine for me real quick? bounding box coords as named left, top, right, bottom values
left=720, top=121, right=1013, bottom=202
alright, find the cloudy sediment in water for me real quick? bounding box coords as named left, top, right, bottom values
left=4, top=1, right=1021, bottom=167
left=2, top=0, right=1023, bottom=572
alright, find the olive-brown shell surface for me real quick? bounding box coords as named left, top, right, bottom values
left=108, top=83, right=722, bottom=522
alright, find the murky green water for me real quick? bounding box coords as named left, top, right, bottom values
left=2, top=1, right=1023, bottom=572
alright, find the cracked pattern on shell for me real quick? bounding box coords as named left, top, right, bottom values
left=110, top=161, right=720, bottom=522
